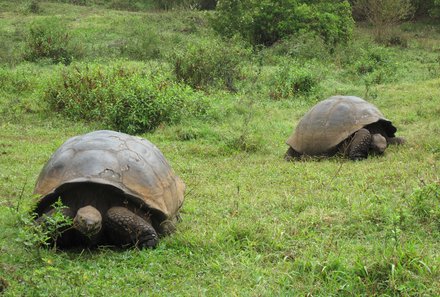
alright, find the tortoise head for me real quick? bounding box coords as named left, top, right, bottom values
left=73, top=205, right=102, bottom=237
left=370, top=133, right=387, bottom=154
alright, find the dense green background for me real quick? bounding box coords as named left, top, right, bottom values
left=0, top=0, right=439, bottom=296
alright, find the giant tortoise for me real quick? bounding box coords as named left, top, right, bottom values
left=33, top=130, right=185, bottom=249
left=285, top=96, right=405, bottom=161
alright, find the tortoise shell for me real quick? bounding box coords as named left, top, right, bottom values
left=286, top=96, right=397, bottom=156
left=33, top=130, right=185, bottom=232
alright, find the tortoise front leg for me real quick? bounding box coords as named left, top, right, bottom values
left=105, top=207, right=158, bottom=249
left=348, top=128, right=372, bottom=160
left=387, top=136, right=406, bottom=145
left=284, top=147, right=302, bottom=161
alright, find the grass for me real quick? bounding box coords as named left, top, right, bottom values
left=0, top=1, right=439, bottom=296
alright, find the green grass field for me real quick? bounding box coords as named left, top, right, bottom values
left=0, top=1, right=439, bottom=296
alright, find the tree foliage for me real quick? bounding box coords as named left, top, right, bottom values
left=353, top=0, right=414, bottom=43
left=211, top=0, right=354, bottom=47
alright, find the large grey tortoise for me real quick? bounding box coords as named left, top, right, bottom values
left=285, top=95, right=405, bottom=161
left=33, top=130, right=185, bottom=249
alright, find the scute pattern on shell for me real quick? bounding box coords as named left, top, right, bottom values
left=34, top=130, right=185, bottom=222
left=286, top=96, right=396, bottom=156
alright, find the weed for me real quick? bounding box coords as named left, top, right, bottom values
left=23, top=17, right=75, bottom=65
left=408, top=181, right=440, bottom=230
left=16, top=199, right=73, bottom=251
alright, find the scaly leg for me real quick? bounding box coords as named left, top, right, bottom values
left=348, top=128, right=372, bottom=160
left=106, top=207, right=158, bottom=249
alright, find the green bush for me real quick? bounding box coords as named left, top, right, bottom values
left=121, top=26, right=161, bottom=61
left=352, top=0, right=414, bottom=44
left=0, top=65, right=35, bottom=94
left=49, top=0, right=87, bottom=5
left=269, top=60, right=320, bottom=100
left=44, top=62, right=208, bottom=133
left=269, top=33, right=331, bottom=61
left=151, top=0, right=216, bottom=10
left=430, top=0, right=440, bottom=17
left=171, top=37, right=250, bottom=91
left=22, top=0, right=41, bottom=14
left=195, top=0, right=217, bottom=10
left=23, top=18, right=76, bottom=65
left=108, top=0, right=150, bottom=11
left=211, top=0, right=354, bottom=47
left=353, top=47, right=396, bottom=84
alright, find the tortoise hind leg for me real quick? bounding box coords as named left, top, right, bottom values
left=105, top=207, right=158, bottom=249
left=347, top=128, right=372, bottom=161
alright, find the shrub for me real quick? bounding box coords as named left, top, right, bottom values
left=151, top=0, right=178, bottom=9
left=121, top=26, right=161, bottom=61
left=353, top=47, right=396, bottom=83
left=431, top=0, right=440, bottom=18
left=151, top=0, right=216, bottom=10
left=49, top=0, right=87, bottom=5
left=269, top=33, right=331, bottom=61
left=211, top=0, right=354, bottom=47
left=108, top=0, right=149, bottom=11
left=44, top=62, right=208, bottom=133
left=353, top=0, right=414, bottom=43
left=0, top=65, right=35, bottom=94
left=269, top=60, right=320, bottom=100
left=349, top=46, right=397, bottom=97
left=22, top=0, right=41, bottom=14
left=385, top=30, right=409, bottom=47
left=23, top=18, right=75, bottom=65
left=171, top=37, right=250, bottom=91
left=16, top=199, right=73, bottom=250
left=195, top=0, right=217, bottom=10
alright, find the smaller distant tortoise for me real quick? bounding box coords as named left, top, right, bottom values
left=285, top=96, right=405, bottom=161
left=33, top=130, right=185, bottom=249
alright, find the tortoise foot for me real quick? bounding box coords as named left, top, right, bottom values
left=106, top=207, right=158, bottom=249
left=285, top=147, right=302, bottom=161
left=388, top=136, right=406, bottom=145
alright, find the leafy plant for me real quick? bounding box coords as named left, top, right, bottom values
left=16, top=199, right=73, bottom=251
left=408, top=182, right=440, bottom=229
left=269, top=32, right=330, bottom=61
left=44, top=61, right=209, bottom=133
left=171, top=37, right=250, bottom=91
left=353, top=0, right=414, bottom=43
left=121, top=26, right=161, bottom=61
left=23, top=17, right=76, bottom=65
left=269, top=60, right=320, bottom=100
left=211, top=0, right=354, bottom=47
left=22, top=0, right=41, bottom=14
left=352, top=46, right=396, bottom=98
